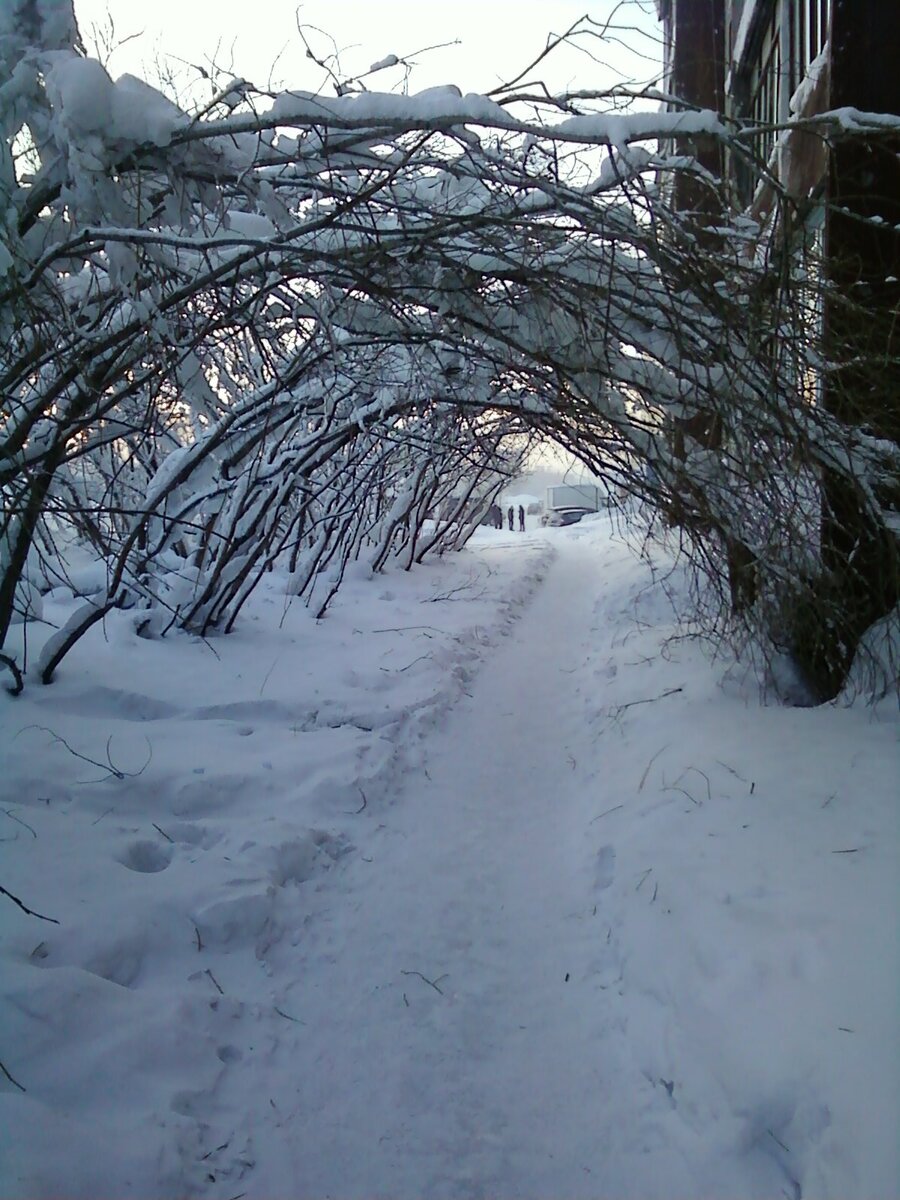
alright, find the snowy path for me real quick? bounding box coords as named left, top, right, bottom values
left=4, top=523, right=897, bottom=1199
left=236, top=536, right=658, bottom=1198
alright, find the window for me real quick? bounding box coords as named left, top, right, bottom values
left=749, top=6, right=783, bottom=161
left=789, top=0, right=831, bottom=96
left=748, top=2, right=831, bottom=165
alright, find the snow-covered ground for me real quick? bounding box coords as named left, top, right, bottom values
left=1, top=517, right=897, bottom=1199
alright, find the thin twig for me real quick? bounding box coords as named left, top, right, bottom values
left=767, top=1129, right=790, bottom=1153
left=16, top=726, right=152, bottom=784
left=258, top=656, right=279, bottom=698
left=153, top=822, right=174, bottom=843
left=676, top=766, right=712, bottom=802
left=370, top=625, right=462, bottom=642
left=200, top=1139, right=230, bottom=1161
left=398, top=654, right=431, bottom=672
left=18, top=725, right=125, bottom=779
left=0, top=1059, right=26, bottom=1092
left=609, top=687, right=683, bottom=720
left=638, top=744, right=669, bottom=791
left=205, top=968, right=224, bottom=995
left=401, top=970, right=445, bottom=995
left=274, top=1007, right=305, bottom=1024
left=715, top=759, right=747, bottom=782
left=0, top=883, right=60, bottom=924
left=4, top=810, right=37, bottom=838
left=590, top=804, right=623, bottom=824
left=663, top=784, right=701, bottom=806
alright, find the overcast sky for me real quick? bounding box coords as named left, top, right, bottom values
left=71, top=1, right=662, bottom=99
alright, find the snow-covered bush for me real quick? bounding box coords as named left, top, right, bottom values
left=1, top=0, right=896, bottom=697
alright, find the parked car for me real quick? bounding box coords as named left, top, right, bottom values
left=540, top=506, right=594, bottom=527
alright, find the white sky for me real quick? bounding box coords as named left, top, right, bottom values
left=72, top=1, right=662, bottom=100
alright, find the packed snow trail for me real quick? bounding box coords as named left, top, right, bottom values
left=228, top=533, right=696, bottom=1198
left=4, top=522, right=897, bottom=1199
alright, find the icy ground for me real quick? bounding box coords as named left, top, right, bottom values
left=1, top=517, right=898, bottom=1199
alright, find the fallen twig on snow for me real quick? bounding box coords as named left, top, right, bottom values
left=676, top=766, right=712, bottom=802
left=205, top=968, right=224, bottom=995
left=398, top=654, right=432, bottom=672
left=274, top=1007, right=305, bottom=1024
left=767, top=1129, right=790, bottom=1154
left=16, top=725, right=152, bottom=784
left=0, top=1058, right=26, bottom=1091
left=590, top=804, right=623, bottom=824
left=0, top=883, right=60, bottom=923
left=401, top=970, right=447, bottom=995
left=4, top=810, right=37, bottom=838
left=638, top=744, right=669, bottom=791
left=608, top=688, right=683, bottom=722
left=715, top=759, right=748, bottom=782
left=663, top=782, right=701, bottom=807
left=369, top=625, right=462, bottom=642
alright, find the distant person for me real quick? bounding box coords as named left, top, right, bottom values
left=507, top=506, right=514, bottom=531
left=518, top=505, right=525, bottom=532
left=493, top=504, right=503, bottom=529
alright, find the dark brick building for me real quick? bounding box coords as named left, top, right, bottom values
left=657, top=0, right=900, bottom=696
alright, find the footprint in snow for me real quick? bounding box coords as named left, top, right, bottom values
left=117, top=839, right=173, bottom=873
left=595, top=844, right=616, bottom=891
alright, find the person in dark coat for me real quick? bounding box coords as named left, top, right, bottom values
left=518, top=505, right=526, bottom=531
left=507, top=506, right=514, bottom=531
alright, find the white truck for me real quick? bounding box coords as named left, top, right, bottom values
left=545, top=484, right=601, bottom=513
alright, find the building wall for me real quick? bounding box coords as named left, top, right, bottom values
left=657, top=0, right=727, bottom=221
left=710, top=1, right=831, bottom=205
left=662, top=0, right=899, bottom=688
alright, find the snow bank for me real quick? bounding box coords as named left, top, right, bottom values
left=563, top=518, right=899, bottom=1199
left=1, top=519, right=896, bottom=1198
left=0, top=530, right=553, bottom=1198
